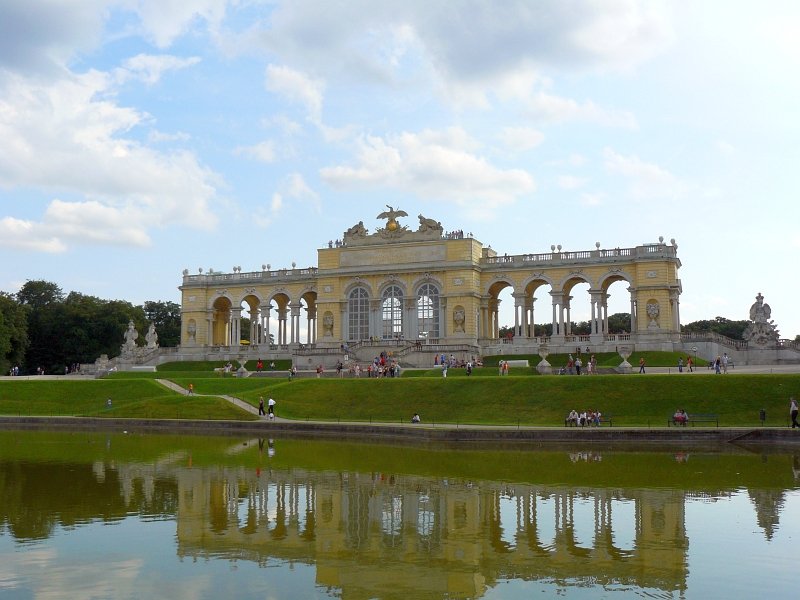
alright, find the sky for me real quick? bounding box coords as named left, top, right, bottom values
left=1, top=0, right=799, bottom=339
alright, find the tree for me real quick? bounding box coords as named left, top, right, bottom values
left=142, top=300, right=181, bottom=347
left=0, top=293, right=29, bottom=375
left=16, top=280, right=64, bottom=309
left=682, top=317, right=749, bottom=340
left=608, top=313, right=632, bottom=334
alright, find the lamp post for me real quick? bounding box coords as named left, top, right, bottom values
left=692, top=346, right=698, bottom=370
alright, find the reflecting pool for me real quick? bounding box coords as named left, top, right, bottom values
left=1, top=430, right=798, bottom=599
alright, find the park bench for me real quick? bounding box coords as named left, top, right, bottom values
left=565, top=414, right=613, bottom=427
left=668, top=413, right=719, bottom=427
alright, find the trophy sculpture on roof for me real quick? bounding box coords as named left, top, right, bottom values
left=376, top=205, right=409, bottom=236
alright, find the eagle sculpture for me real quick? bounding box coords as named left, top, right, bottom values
left=377, top=205, right=408, bottom=222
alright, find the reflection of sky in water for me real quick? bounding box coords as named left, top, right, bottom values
left=1, top=517, right=324, bottom=599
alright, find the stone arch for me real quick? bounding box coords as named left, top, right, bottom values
left=299, top=288, right=318, bottom=344
left=342, top=279, right=374, bottom=299
left=484, top=277, right=515, bottom=339
left=559, top=274, right=594, bottom=337
left=210, top=295, right=233, bottom=345
left=597, top=269, right=635, bottom=335
left=267, top=290, right=292, bottom=346
left=520, top=275, right=555, bottom=337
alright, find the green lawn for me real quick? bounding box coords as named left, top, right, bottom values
left=0, top=379, right=257, bottom=420
left=4, top=365, right=798, bottom=427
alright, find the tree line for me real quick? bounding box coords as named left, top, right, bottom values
left=0, top=280, right=180, bottom=376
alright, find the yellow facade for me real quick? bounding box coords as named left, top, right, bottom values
left=179, top=212, right=681, bottom=358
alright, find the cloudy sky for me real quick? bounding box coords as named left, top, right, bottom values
left=1, top=0, right=799, bottom=339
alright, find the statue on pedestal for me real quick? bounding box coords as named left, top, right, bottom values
left=743, top=293, right=780, bottom=347
left=145, top=323, right=159, bottom=349
left=121, top=320, right=138, bottom=357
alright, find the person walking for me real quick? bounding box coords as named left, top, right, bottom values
left=188, top=383, right=194, bottom=395
left=258, top=396, right=266, bottom=416
left=791, top=396, right=799, bottom=429
left=638, top=357, right=646, bottom=374
left=268, top=397, right=276, bottom=419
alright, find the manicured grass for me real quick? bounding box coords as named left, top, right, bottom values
left=5, top=366, right=798, bottom=427
left=0, top=379, right=257, bottom=420
left=484, top=351, right=709, bottom=368
left=263, top=374, right=800, bottom=427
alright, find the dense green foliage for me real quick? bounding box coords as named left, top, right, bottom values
left=6, top=280, right=182, bottom=374
left=0, top=292, right=29, bottom=375
left=682, top=316, right=750, bottom=340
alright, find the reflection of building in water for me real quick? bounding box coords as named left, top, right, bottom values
left=169, top=464, right=689, bottom=597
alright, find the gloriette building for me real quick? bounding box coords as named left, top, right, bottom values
left=177, top=207, right=684, bottom=367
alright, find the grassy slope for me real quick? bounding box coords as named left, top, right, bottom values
left=265, top=374, right=799, bottom=426
left=0, top=379, right=257, bottom=420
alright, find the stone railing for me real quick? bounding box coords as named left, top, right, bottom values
left=680, top=331, right=749, bottom=350
left=480, top=243, right=676, bottom=267
left=182, top=267, right=318, bottom=286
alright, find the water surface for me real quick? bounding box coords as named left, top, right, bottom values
left=0, top=431, right=798, bottom=599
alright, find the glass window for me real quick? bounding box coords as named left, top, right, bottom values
left=382, top=285, right=403, bottom=339
left=417, top=283, right=439, bottom=339
left=348, top=287, right=369, bottom=340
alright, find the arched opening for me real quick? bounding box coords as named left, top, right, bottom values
left=266, top=293, right=291, bottom=347
left=487, top=281, right=513, bottom=340
left=300, top=291, right=318, bottom=345
left=211, top=296, right=232, bottom=345
left=524, top=279, right=553, bottom=337
left=562, top=278, right=591, bottom=337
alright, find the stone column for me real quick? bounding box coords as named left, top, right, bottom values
left=370, top=299, right=381, bottom=340
left=513, top=293, right=522, bottom=337
left=250, top=307, right=260, bottom=345
left=206, top=311, right=214, bottom=347
left=264, top=304, right=272, bottom=346
left=480, top=299, right=489, bottom=339
left=404, top=298, right=417, bottom=340
left=628, top=288, right=636, bottom=333
left=550, top=292, right=558, bottom=336
left=231, top=307, right=242, bottom=346
left=440, top=297, right=447, bottom=339
left=290, top=303, right=301, bottom=344
left=307, top=306, right=317, bottom=344
left=565, top=295, right=573, bottom=335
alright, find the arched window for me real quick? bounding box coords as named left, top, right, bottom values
left=348, top=287, right=369, bottom=340
left=382, top=285, right=403, bottom=339
left=417, top=283, right=439, bottom=339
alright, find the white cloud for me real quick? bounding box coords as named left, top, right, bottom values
left=579, top=192, right=606, bottom=206
left=715, top=140, right=735, bottom=155
left=265, top=64, right=324, bottom=123
left=148, top=130, right=191, bottom=143
left=499, top=127, right=545, bottom=152
left=524, top=92, right=637, bottom=127
left=235, top=141, right=276, bottom=163
left=0, top=69, right=221, bottom=252
left=255, top=1, right=673, bottom=99
left=0, top=217, right=67, bottom=253
left=119, top=54, right=201, bottom=85
left=557, top=175, right=587, bottom=190
left=603, top=147, right=678, bottom=198
left=320, top=127, right=535, bottom=214
left=131, top=0, right=230, bottom=48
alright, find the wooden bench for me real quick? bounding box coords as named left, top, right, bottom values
left=668, top=413, right=719, bottom=427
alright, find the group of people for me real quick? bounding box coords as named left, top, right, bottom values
left=565, top=409, right=603, bottom=427
left=258, top=396, right=276, bottom=419
left=677, top=357, right=694, bottom=372
left=672, top=408, right=689, bottom=425
left=255, top=359, right=276, bottom=372
left=562, top=354, right=598, bottom=375
left=709, top=353, right=731, bottom=374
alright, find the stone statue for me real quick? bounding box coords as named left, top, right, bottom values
left=453, top=307, right=465, bottom=333
left=344, top=221, right=367, bottom=238
left=322, top=312, right=334, bottom=337
left=145, top=323, right=159, bottom=349
left=645, top=302, right=660, bottom=329
left=749, top=292, right=771, bottom=324
left=121, top=320, right=138, bottom=356
left=743, top=292, right=780, bottom=347
left=418, top=214, right=443, bottom=233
